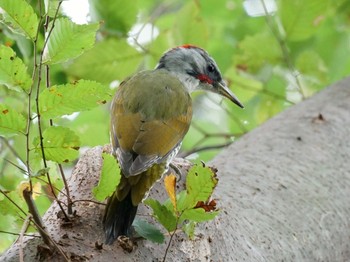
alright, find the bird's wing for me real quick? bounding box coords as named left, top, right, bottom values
left=110, top=70, right=192, bottom=177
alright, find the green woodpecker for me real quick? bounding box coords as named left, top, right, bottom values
left=103, top=45, right=243, bottom=244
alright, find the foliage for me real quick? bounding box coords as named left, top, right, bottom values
left=92, top=153, right=121, bottom=201
left=142, top=164, right=219, bottom=242
left=0, top=0, right=350, bottom=255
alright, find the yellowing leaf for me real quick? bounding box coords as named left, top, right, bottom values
left=164, top=174, right=177, bottom=212
left=17, top=181, right=41, bottom=199
left=38, top=80, right=112, bottom=118
left=0, top=104, right=26, bottom=136
left=0, top=45, right=32, bottom=92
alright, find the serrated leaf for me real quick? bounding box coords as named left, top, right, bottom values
left=0, top=45, right=32, bottom=92
left=38, top=80, right=112, bottom=118
left=280, top=0, right=330, bottom=41
left=89, top=0, right=137, bottom=35
left=144, top=198, right=177, bottom=232
left=0, top=0, right=38, bottom=39
left=133, top=218, right=165, bottom=243
left=43, top=18, right=99, bottom=64
left=0, top=104, right=26, bottom=136
left=92, top=153, right=120, bottom=201
left=67, top=39, right=143, bottom=84
left=180, top=208, right=219, bottom=223
left=33, top=126, right=80, bottom=163
left=164, top=174, right=177, bottom=212
left=178, top=165, right=218, bottom=211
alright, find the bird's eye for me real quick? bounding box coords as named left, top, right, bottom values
left=207, top=64, right=215, bottom=73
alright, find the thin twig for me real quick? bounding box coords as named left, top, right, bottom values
left=34, top=0, right=69, bottom=220
left=25, top=0, right=46, bottom=194
left=162, top=227, right=177, bottom=262
left=0, top=137, right=26, bottom=166
left=179, top=142, right=236, bottom=158
left=57, top=163, right=73, bottom=214
left=3, top=158, right=27, bottom=175
left=260, top=0, right=305, bottom=98
left=43, top=61, right=72, bottom=213
left=71, top=199, right=106, bottom=206
left=0, top=189, right=27, bottom=216
left=0, top=230, right=41, bottom=238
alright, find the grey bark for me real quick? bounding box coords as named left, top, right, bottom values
left=1, top=77, right=350, bottom=261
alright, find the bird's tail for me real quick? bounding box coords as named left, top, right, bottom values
left=103, top=190, right=138, bottom=245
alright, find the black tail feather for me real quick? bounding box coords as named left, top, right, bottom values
left=103, top=191, right=138, bottom=244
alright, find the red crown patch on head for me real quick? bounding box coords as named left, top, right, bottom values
left=180, top=44, right=198, bottom=49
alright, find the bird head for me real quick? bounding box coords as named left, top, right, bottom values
left=156, top=44, right=244, bottom=108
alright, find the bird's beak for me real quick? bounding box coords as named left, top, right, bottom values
left=216, top=81, right=244, bottom=108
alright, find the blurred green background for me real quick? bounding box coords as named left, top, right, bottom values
left=1, top=0, right=350, bottom=253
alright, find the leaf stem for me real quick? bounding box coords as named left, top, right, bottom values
left=260, top=0, right=305, bottom=98
left=34, top=0, right=70, bottom=220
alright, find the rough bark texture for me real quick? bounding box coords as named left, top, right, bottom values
left=1, top=77, right=350, bottom=261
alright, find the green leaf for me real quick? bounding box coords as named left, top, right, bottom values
left=89, top=0, right=138, bottom=35
left=280, top=0, right=330, bottom=41
left=92, top=153, right=120, bottom=201
left=178, top=165, right=218, bottom=211
left=144, top=198, right=177, bottom=232
left=255, top=96, right=285, bottom=124
left=0, top=191, right=23, bottom=220
left=44, top=0, right=61, bottom=17
left=182, top=221, right=196, bottom=239
left=67, top=39, right=143, bottom=84
left=234, top=32, right=281, bottom=72
left=0, top=104, right=26, bottom=136
left=296, top=50, right=328, bottom=83
left=0, top=0, right=38, bottom=39
left=0, top=45, right=32, bottom=92
left=38, top=80, right=112, bottom=118
left=224, top=66, right=264, bottom=103
left=133, top=218, right=165, bottom=244
left=173, top=2, right=209, bottom=47
left=66, top=106, right=110, bottom=147
left=33, top=167, right=50, bottom=178
left=33, top=126, right=80, bottom=163
left=43, top=18, right=99, bottom=64
left=180, top=209, right=219, bottom=223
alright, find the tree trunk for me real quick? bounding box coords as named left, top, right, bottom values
left=2, top=77, right=350, bottom=261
